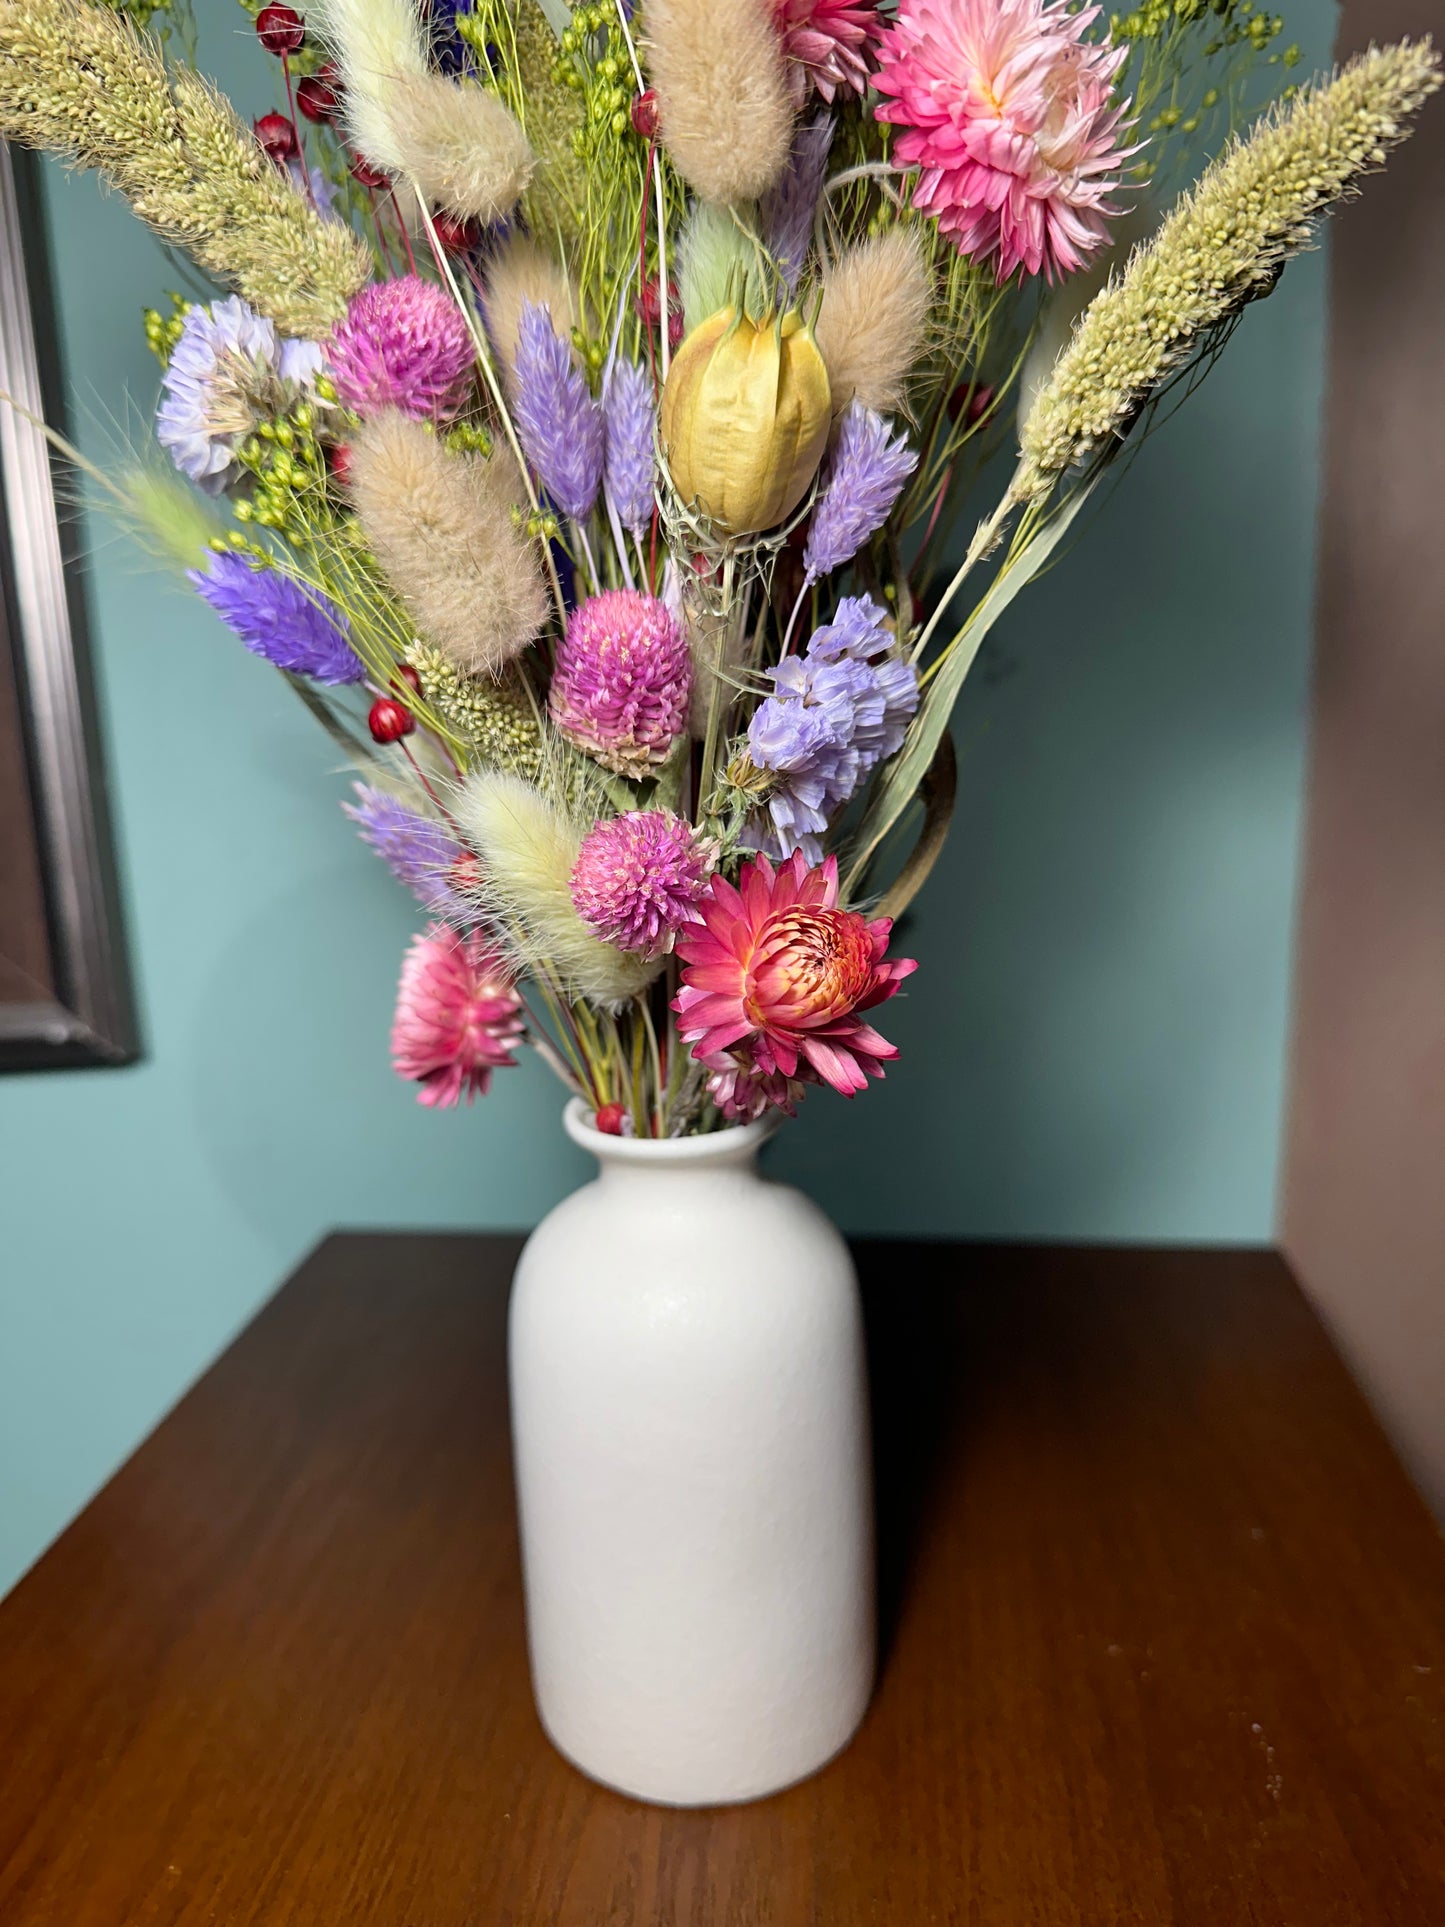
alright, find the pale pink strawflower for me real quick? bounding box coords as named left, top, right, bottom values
left=391, top=923, right=525, bottom=1108
left=673, top=850, right=916, bottom=1103
left=327, top=275, right=476, bottom=420
left=569, top=810, right=716, bottom=958
left=773, top=0, right=880, bottom=107
left=874, top=0, right=1134, bottom=283
left=549, top=589, right=692, bottom=777
left=707, top=1058, right=809, bottom=1123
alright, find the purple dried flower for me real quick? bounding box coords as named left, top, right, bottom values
left=326, top=276, right=475, bottom=421
left=549, top=588, right=692, bottom=775
left=569, top=809, right=714, bottom=957
left=188, top=551, right=363, bottom=685
left=762, top=117, right=834, bottom=296
left=343, top=783, right=475, bottom=923
left=156, top=295, right=323, bottom=492
left=803, top=402, right=918, bottom=583
left=603, top=358, right=656, bottom=535
left=514, top=302, right=604, bottom=520
left=746, top=593, right=919, bottom=860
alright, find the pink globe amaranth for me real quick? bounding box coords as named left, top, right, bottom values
left=391, top=923, right=525, bottom=1108
left=873, top=0, right=1134, bottom=283
left=673, top=850, right=917, bottom=1102
left=327, top=275, right=476, bottom=421
left=569, top=810, right=715, bottom=959
left=772, top=0, right=880, bottom=107
left=549, top=589, right=692, bottom=778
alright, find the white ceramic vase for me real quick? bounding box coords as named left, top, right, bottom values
left=508, top=1099, right=875, bottom=1807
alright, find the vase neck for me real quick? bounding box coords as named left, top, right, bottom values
left=562, top=1099, right=775, bottom=1179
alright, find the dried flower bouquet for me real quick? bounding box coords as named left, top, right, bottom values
left=0, top=0, right=1435, bottom=1134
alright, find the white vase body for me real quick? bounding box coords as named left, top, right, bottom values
left=509, top=1100, right=875, bottom=1807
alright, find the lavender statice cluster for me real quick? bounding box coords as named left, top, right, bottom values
left=746, top=595, right=919, bottom=862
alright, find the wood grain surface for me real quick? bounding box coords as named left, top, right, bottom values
left=1, top=1236, right=1442, bottom=1925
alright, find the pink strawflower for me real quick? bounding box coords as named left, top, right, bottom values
left=391, top=923, right=525, bottom=1108
left=673, top=851, right=917, bottom=1102
left=873, top=0, right=1134, bottom=283
left=549, top=589, right=692, bottom=777
left=570, top=810, right=715, bottom=958
left=707, top=1059, right=809, bottom=1123
left=773, top=0, right=880, bottom=107
left=327, top=275, right=475, bottom=421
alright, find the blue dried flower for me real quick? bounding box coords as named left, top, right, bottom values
left=343, top=783, right=475, bottom=922
left=603, top=358, right=656, bottom=535
left=188, top=551, right=363, bottom=685
left=803, top=402, right=918, bottom=583
left=514, top=302, right=604, bottom=521
left=156, top=296, right=323, bottom=494
left=746, top=594, right=919, bottom=861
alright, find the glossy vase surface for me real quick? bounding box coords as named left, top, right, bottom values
left=508, top=1099, right=875, bottom=1806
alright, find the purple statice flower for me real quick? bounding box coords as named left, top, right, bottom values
left=188, top=551, right=363, bottom=686
left=326, top=276, right=475, bottom=422
left=429, top=0, right=476, bottom=71
left=761, top=117, right=834, bottom=297
left=602, top=358, right=656, bottom=535
left=156, top=296, right=324, bottom=493
left=746, top=593, right=919, bottom=861
left=513, top=301, right=604, bottom=521
left=569, top=809, right=714, bottom=958
left=343, top=783, right=475, bottom=923
left=803, top=402, right=918, bottom=583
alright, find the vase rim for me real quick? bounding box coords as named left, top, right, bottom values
left=562, top=1097, right=780, bottom=1164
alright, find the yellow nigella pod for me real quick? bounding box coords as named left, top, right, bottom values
left=660, top=305, right=832, bottom=536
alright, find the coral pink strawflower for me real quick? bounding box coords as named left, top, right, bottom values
left=391, top=924, right=525, bottom=1108
left=873, top=0, right=1134, bottom=282
left=773, top=0, right=880, bottom=107
left=673, top=851, right=917, bottom=1102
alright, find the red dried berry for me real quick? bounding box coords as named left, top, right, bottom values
left=350, top=151, right=391, bottom=190
left=630, top=89, right=659, bottom=140
left=327, top=442, right=353, bottom=489
left=296, top=65, right=341, bottom=124
left=255, top=3, right=305, bottom=56
left=367, top=697, right=415, bottom=744
left=392, top=662, right=422, bottom=695
left=946, top=380, right=995, bottom=428
left=431, top=210, right=484, bottom=254
left=594, top=1103, right=627, bottom=1136
left=253, top=112, right=299, bottom=164
left=448, top=851, right=483, bottom=895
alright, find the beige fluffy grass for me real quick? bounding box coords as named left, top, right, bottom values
left=644, top=0, right=793, bottom=204
left=349, top=411, right=547, bottom=678
left=480, top=234, right=579, bottom=389
left=304, top=0, right=425, bottom=178
left=815, top=229, right=933, bottom=416
left=453, top=773, right=660, bottom=1007
left=383, top=72, right=533, bottom=223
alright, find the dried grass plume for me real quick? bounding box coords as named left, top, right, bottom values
left=349, top=411, right=547, bottom=678
left=815, top=228, right=933, bottom=417
left=382, top=72, right=533, bottom=223
left=303, top=0, right=426, bottom=178
left=0, top=0, right=368, bottom=333
left=453, top=772, right=660, bottom=1006
left=481, top=234, right=579, bottom=389
left=644, top=0, right=794, bottom=204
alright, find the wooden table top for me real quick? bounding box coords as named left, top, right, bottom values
left=2, top=1236, right=1443, bottom=1925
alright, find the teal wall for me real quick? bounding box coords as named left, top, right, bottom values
left=0, top=5, right=1335, bottom=1596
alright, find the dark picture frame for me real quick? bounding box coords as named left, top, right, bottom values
left=0, top=145, right=136, bottom=1070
